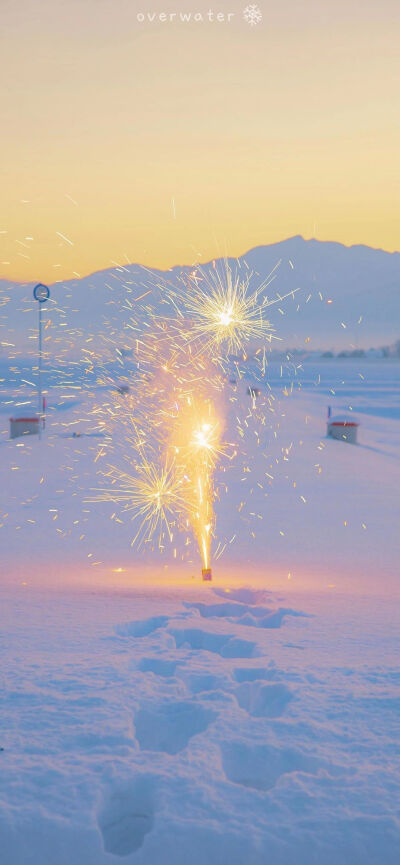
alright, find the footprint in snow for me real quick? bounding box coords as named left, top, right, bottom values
left=115, top=616, right=169, bottom=638
left=221, top=741, right=321, bottom=791
left=98, top=775, right=155, bottom=857
left=234, top=680, right=294, bottom=717
left=134, top=699, right=217, bottom=754
left=138, top=656, right=179, bottom=677
left=184, top=601, right=309, bottom=630
left=168, top=627, right=257, bottom=658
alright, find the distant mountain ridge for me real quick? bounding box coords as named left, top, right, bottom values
left=1, top=236, right=399, bottom=357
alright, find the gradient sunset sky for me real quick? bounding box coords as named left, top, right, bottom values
left=1, top=0, right=399, bottom=283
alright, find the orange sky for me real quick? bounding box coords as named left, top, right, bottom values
left=1, top=0, right=400, bottom=283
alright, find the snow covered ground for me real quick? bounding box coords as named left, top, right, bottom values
left=1, top=583, right=399, bottom=864
left=1, top=360, right=399, bottom=592
left=1, top=361, right=399, bottom=863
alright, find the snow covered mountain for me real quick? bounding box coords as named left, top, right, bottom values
left=0, top=236, right=399, bottom=360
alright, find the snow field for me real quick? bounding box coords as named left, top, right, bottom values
left=1, top=360, right=399, bottom=863
left=1, top=584, right=399, bottom=864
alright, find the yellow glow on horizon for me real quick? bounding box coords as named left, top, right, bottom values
left=1, top=0, right=400, bottom=283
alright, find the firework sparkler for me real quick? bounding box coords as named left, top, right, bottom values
left=88, top=455, right=187, bottom=550
left=167, top=259, right=297, bottom=360
left=170, top=395, right=223, bottom=577
left=88, top=257, right=295, bottom=579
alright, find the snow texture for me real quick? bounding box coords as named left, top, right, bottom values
left=1, top=585, right=399, bottom=864
left=0, top=360, right=399, bottom=862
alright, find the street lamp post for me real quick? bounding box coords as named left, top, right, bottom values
left=33, top=283, right=50, bottom=440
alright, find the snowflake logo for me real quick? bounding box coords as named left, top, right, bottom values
left=243, top=4, right=262, bottom=26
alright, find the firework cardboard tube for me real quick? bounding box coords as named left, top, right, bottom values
left=202, top=568, right=212, bottom=581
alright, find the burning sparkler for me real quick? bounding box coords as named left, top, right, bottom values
left=87, top=256, right=297, bottom=579
left=166, top=259, right=297, bottom=362
left=88, top=458, right=186, bottom=549
left=167, top=396, right=223, bottom=579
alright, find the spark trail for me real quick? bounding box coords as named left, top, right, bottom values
left=87, top=257, right=296, bottom=576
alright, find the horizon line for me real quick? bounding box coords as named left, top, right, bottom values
left=1, top=234, right=399, bottom=288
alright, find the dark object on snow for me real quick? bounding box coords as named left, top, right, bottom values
left=9, top=416, right=39, bottom=439
left=116, top=384, right=130, bottom=395
left=327, top=415, right=359, bottom=444
left=247, top=386, right=260, bottom=398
